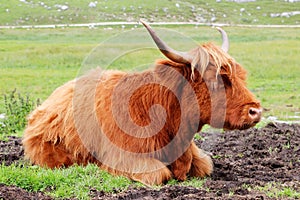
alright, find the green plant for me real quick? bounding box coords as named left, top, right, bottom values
left=194, top=134, right=205, bottom=141
left=0, top=89, right=40, bottom=137
left=228, top=190, right=234, bottom=196
left=212, top=155, right=222, bottom=159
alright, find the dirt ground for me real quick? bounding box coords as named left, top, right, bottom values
left=0, top=122, right=299, bottom=200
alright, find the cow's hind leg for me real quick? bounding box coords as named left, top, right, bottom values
left=188, top=142, right=213, bottom=177
left=23, top=135, right=74, bottom=168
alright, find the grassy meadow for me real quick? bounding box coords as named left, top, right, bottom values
left=0, top=26, right=299, bottom=120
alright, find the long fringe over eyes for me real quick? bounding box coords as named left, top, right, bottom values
left=191, top=43, right=234, bottom=80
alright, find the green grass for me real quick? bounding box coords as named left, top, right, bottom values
left=0, top=26, right=299, bottom=119
left=1, top=162, right=298, bottom=199
left=0, top=0, right=299, bottom=26
left=0, top=163, right=134, bottom=199
left=0, top=28, right=106, bottom=111
left=166, top=177, right=206, bottom=188
left=0, top=161, right=207, bottom=199
left=250, top=182, right=300, bottom=199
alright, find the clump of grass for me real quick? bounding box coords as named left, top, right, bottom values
left=0, top=89, right=40, bottom=138
left=167, top=177, right=206, bottom=188
left=0, top=163, right=133, bottom=199
left=250, top=182, right=300, bottom=199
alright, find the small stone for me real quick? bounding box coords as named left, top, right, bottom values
left=88, top=2, right=97, bottom=8
left=61, top=5, right=68, bottom=10
left=211, top=16, right=217, bottom=22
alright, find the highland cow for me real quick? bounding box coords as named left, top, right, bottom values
left=22, top=20, right=262, bottom=185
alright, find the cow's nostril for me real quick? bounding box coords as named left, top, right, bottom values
left=249, top=108, right=257, bottom=116
left=248, top=107, right=262, bottom=121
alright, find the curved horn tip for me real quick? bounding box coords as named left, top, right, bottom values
left=215, top=26, right=224, bottom=32
left=139, top=19, right=148, bottom=26
left=139, top=19, right=192, bottom=64
left=215, top=27, right=229, bottom=53
left=140, top=19, right=153, bottom=31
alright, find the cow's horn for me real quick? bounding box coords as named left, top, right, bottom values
left=140, top=19, right=192, bottom=64
left=216, top=27, right=229, bottom=52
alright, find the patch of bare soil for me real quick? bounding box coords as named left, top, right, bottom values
left=0, top=136, right=23, bottom=166
left=0, top=183, right=52, bottom=200
left=0, top=123, right=299, bottom=199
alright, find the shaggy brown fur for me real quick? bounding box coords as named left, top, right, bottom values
left=23, top=42, right=261, bottom=185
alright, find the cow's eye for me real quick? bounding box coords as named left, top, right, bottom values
left=219, top=74, right=232, bottom=89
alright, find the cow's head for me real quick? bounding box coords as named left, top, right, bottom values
left=141, top=20, right=262, bottom=130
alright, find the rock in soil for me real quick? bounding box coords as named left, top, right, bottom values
left=0, top=122, right=299, bottom=199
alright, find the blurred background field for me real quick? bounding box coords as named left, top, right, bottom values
left=0, top=0, right=299, bottom=121
left=0, top=26, right=299, bottom=121
left=0, top=0, right=299, bottom=26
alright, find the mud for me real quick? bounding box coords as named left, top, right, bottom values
left=1, top=122, right=299, bottom=199
left=0, top=136, right=23, bottom=166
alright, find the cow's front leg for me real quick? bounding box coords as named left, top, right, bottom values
left=130, top=158, right=172, bottom=186
left=170, top=147, right=193, bottom=181
left=188, top=141, right=213, bottom=177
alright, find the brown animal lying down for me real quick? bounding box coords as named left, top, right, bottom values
left=22, top=20, right=262, bottom=185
